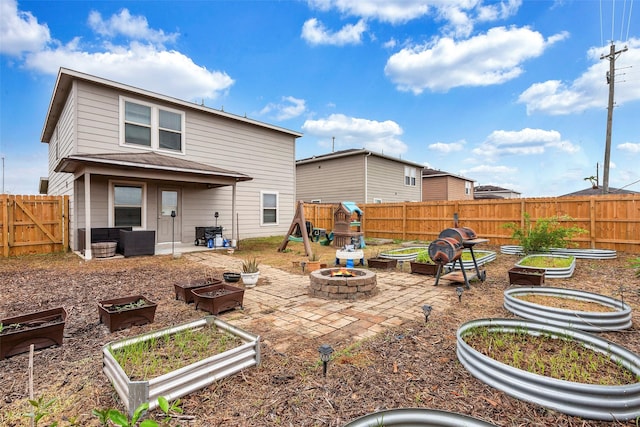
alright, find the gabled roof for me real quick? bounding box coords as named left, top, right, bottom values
left=422, top=168, right=474, bottom=182
left=55, top=152, right=252, bottom=182
left=41, top=68, right=303, bottom=143
left=560, top=186, right=639, bottom=197
left=296, top=148, right=424, bottom=168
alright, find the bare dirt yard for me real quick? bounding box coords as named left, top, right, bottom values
left=1, top=239, right=639, bottom=426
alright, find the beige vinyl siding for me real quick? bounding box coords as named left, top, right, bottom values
left=423, top=176, right=448, bottom=201
left=367, top=156, right=421, bottom=202
left=53, top=76, right=298, bottom=244
left=296, top=155, right=366, bottom=203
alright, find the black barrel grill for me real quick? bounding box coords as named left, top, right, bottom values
left=428, top=226, right=488, bottom=289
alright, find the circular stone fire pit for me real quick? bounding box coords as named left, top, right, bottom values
left=309, top=268, right=378, bottom=300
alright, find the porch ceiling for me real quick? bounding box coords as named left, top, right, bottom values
left=55, top=152, right=252, bottom=186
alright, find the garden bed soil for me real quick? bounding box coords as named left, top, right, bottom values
left=0, top=244, right=639, bottom=426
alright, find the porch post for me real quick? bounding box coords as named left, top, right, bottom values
left=84, top=172, right=92, bottom=260
left=231, top=182, right=237, bottom=244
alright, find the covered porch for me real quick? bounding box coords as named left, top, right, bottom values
left=55, top=152, right=252, bottom=260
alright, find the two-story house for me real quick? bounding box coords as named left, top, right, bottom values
left=474, top=185, right=521, bottom=199
left=421, top=168, right=475, bottom=201
left=295, top=149, right=423, bottom=204
left=41, top=68, right=302, bottom=259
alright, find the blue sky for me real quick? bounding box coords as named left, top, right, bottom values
left=1, top=0, right=639, bottom=197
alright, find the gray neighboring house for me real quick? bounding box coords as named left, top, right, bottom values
left=560, top=186, right=639, bottom=196
left=296, top=149, right=423, bottom=204
left=41, top=68, right=302, bottom=259
left=474, top=185, right=521, bottom=199
left=421, top=168, right=475, bottom=201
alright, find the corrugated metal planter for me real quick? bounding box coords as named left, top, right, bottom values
left=448, top=250, right=496, bottom=270
left=457, top=318, right=640, bottom=421
left=515, top=254, right=576, bottom=279
left=379, top=246, right=429, bottom=261
left=500, top=245, right=617, bottom=259
left=103, top=316, right=260, bottom=416
left=504, top=287, right=632, bottom=331
left=343, top=408, right=497, bottom=426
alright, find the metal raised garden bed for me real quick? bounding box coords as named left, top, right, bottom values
left=102, top=316, right=260, bottom=416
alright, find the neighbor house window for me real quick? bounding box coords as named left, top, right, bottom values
left=465, top=181, right=472, bottom=195
left=310, top=199, right=321, bottom=204
left=404, top=167, right=416, bottom=186
left=120, top=97, right=185, bottom=153
left=110, top=182, right=146, bottom=228
left=373, top=198, right=382, bottom=204
left=261, top=191, right=278, bottom=225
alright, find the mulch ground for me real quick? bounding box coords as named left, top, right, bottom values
left=0, top=245, right=639, bottom=426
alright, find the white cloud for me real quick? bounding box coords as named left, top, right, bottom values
left=518, top=37, right=640, bottom=115
left=461, top=164, right=517, bottom=174
left=88, top=9, right=179, bottom=46
left=385, top=27, right=565, bottom=94
left=2, top=5, right=234, bottom=102
left=428, top=141, right=465, bottom=154
left=301, top=18, right=367, bottom=46
left=259, top=96, right=307, bottom=121
left=0, top=0, right=50, bottom=56
left=302, top=113, right=407, bottom=156
left=471, top=128, right=579, bottom=161
left=306, top=0, right=521, bottom=32
left=618, top=142, right=640, bottom=154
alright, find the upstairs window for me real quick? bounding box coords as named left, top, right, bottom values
left=465, top=181, right=472, bottom=195
left=121, top=97, right=184, bottom=153
left=404, top=166, right=416, bottom=186
left=261, top=191, right=278, bottom=225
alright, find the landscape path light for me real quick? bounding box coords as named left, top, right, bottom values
left=422, top=304, right=432, bottom=323
left=318, top=344, right=334, bottom=377
left=456, top=286, right=464, bottom=302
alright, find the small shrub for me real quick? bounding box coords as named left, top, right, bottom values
left=308, top=252, right=320, bottom=262
left=630, top=257, right=640, bottom=278
left=502, top=213, right=587, bottom=255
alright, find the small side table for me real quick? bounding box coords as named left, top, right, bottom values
left=335, top=249, right=365, bottom=267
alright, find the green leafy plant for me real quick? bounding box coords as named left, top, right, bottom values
left=415, top=250, right=433, bottom=264
left=92, top=397, right=182, bottom=427
left=241, top=257, right=259, bottom=273
left=308, top=252, right=320, bottom=262
left=503, top=213, right=587, bottom=254
left=24, top=396, right=58, bottom=427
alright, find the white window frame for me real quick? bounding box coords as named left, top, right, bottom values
left=373, top=198, right=383, bottom=204
left=404, top=166, right=416, bottom=186
left=108, top=180, right=147, bottom=229
left=260, top=190, right=279, bottom=226
left=465, top=181, right=472, bottom=195
left=119, top=96, right=186, bottom=155
left=310, top=199, right=322, bottom=204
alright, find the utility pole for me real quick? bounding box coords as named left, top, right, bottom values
left=600, top=43, right=627, bottom=194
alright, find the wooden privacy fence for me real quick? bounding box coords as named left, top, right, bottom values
left=303, top=194, right=640, bottom=254
left=1, top=195, right=69, bottom=257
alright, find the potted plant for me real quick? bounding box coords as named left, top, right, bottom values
left=98, top=295, right=157, bottom=332
left=306, top=252, right=321, bottom=272
left=367, top=251, right=397, bottom=270
left=409, top=250, right=438, bottom=275
left=240, top=257, right=260, bottom=287
left=0, top=307, right=67, bottom=359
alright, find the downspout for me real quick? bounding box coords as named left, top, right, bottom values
left=364, top=152, right=371, bottom=203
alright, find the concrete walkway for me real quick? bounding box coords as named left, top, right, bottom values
left=185, top=251, right=456, bottom=349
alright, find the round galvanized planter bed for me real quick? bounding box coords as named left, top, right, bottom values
left=515, top=254, right=576, bottom=279
left=448, top=250, right=496, bottom=270
left=343, top=408, right=497, bottom=427
left=379, top=246, right=429, bottom=261
left=500, top=245, right=617, bottom=259
left=504, top=287, right=632, bottom=331
left=457, top=318, right=640, bottom=421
